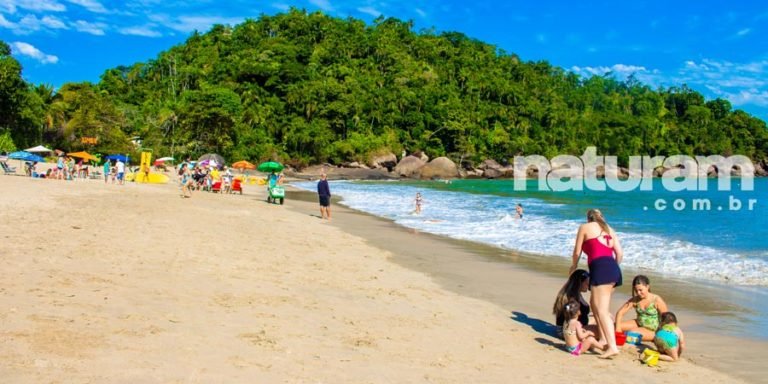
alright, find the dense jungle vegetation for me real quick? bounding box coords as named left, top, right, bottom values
left=1, top=9, right=767, bottom=167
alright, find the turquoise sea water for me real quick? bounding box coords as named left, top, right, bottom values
left=295, top=177, right=768, bottom=286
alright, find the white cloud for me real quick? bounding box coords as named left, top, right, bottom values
left=0, top=13, right=69, bottom=34
left=677, top=59, right=768, bottom=107
left=65, top=0, right=107, bottom=13
left=309, top=0, right=334, bottom=12
left=736, top=28, right=751, bottom=37
left=73, top=19, right=106, bottom=35
left=0, top=14, right=16, bottom=28
left=726, top=89, right=768, bottom=107
left=17, top=14, right=47, bottom=33
left=41, top=15, right=67, bottom=29
left=166, top=15, right=244, bottom=33
left=415, top=8, right=426, bottom=18
left=119, top=25, right=161, bottom=37
left=10, top=41, right=58, bottom=63
left=570, top=63, right=661, bottom=89
left=357, top=6, right=380, bottom=17
left=0, top=0, right=66, bottom=13
left=571, top=64, right=649, bottom=77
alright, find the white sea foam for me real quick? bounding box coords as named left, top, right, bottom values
left=293, top=181, right=768, bottom=286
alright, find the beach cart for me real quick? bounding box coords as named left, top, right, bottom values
left=258, top=161, right=285, bottom=205
left=267, top=184, right=285, bottom=205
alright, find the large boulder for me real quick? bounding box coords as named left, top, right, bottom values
left=483, top=168, right=502, bottom=179
left=342, top=161, right=369, bottom=169
left=394, top=156, right=426, bottom=178
left=412, top=151, right=429, bottom=163
left=479, top=159, right=502, bottom=171
left=419, top=157, right=459, bottom=179
left=757, top=160, right=768, bottom=176
left=500, top=166, right=515, bottom=178
left=462, top=169, right=483, bottom=178
left=369, top=152, right=397, bottom=171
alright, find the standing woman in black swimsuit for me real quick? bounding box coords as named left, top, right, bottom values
left=569, top=209, right=624, bottom=359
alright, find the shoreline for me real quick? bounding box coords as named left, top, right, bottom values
left=284, top=188, right=767, bottom=383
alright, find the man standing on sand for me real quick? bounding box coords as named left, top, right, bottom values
left=317, top=173, right=331, bottom=220
left=116, top=158, right=125, bottom=185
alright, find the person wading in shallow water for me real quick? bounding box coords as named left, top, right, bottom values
left=317, top=173, right=331, bottom=220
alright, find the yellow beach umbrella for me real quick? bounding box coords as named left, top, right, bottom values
left=68, top=151, right=98, bottom=162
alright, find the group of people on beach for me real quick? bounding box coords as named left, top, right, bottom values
left=16, top=155, right=126, bottom=184
left=177, top=159, right=243, bottom=198
left=554, top=209, right=685, bottom=362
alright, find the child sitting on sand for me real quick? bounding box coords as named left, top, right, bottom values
left=654, top=312, right=685, bottom=362
left=563, top=298, right=605, bottom=355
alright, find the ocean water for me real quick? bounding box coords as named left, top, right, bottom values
left=294, top=178, right=768, bottom=286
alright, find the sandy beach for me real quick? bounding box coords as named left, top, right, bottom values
left=0, top=175, right=761, bottom=383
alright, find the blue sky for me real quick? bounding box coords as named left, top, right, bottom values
left=1, top=0, right=767, bottom=120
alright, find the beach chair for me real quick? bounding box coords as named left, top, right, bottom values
left=232, top=179, right=242, bottom=194
left=1, top=162, right=16, bottom=175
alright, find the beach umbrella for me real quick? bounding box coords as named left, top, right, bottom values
left=154, top=156, right=174, bottom=166
left=257, top=161, right=284, bottom=173
left=199, top=159, right=218, bottom=167
left=68, top=151, right=98, bottom=162
left=231, top=160, right=256, bottom=170
left=198, top=153, right=225, bottom=165
left=24, top=145, right=53, bottom=154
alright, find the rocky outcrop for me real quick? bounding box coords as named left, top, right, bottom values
left=756, top=160, right=768, bottom=176
left=500, top=166, right=515, bottom=178
left=483, top=168, right=502, bottom=179
left=342, top=161, right=369, bottom=169
left=369, top=153, right=398, bottom=171
left=412, top=151, right=429, bottom=163
left=479, top=159, right=502, bottom=171
left=462, top=169, right=483, bottom=178
left=394, top=156, right=426, bottom=178
left=419, top=157, right=459, bottom=179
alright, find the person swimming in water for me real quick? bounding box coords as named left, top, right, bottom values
left=414, top=192, right=423, bottom=214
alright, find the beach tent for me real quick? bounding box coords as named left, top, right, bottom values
left=8, top=151, right=44, bottom=163
left=105, top=154, right=130, bottom=163
left=7, top=151, right=45, bottom=172
left=24, top=145, right=53, bottom=154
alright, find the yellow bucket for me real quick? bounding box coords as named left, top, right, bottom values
left=642, top=349, right=660, bottom=367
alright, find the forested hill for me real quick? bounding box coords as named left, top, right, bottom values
left=3, top=9, right=768, bottom=167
